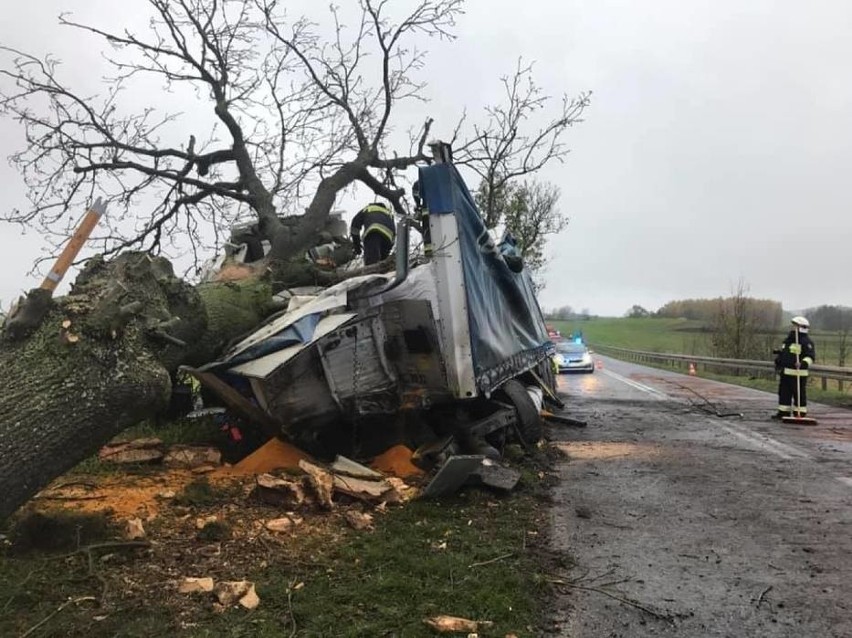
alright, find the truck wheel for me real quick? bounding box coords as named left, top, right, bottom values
left=497, top=379, right=542, bottom=450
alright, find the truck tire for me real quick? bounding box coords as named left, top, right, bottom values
left=497, top=379, right=542, bottom=449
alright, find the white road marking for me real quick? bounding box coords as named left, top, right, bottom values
left=836, top=476, right=852, bottom=488
left=600, top=368, right=669, bottom=400
left=715, top=422, right=811, bottom=460
left=600, top=366, right=813, bottom=461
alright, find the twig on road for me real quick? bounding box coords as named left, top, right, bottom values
left=754, top=585, right=773, bottom=608
left=547, top=577, right=676, bottom=624
left=669, top=381, right=743, bottom=418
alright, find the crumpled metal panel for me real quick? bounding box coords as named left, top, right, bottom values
left=319, top=317, right=396, bottom=401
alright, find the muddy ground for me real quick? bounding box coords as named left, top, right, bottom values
left=548, top=356, right=852, bottom=637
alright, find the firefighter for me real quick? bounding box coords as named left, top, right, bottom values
left=350, top=201, right=395, bottom=265
left=772, top=316, right=816, bottom=419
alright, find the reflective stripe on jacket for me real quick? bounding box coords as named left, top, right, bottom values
left=775, top=330, right=816, bottom=375
left=350, top=204, right=395, bottom=242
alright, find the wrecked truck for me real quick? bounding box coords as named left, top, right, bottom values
left=188, top=153, right=558, bottom=462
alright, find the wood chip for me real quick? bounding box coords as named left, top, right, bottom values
left=265, top=517, right=301, bottom=533
left=422, top=615, right=493, bottom=633
left=343, top=510, right=374, bottom=530
left=214, top=580, right=259, bottom=609
left=124, top=517, right=146, bottom=540
left=178, top=577, right=215, bottom=594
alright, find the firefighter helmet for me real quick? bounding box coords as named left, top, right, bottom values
left=791, top=316, right=810, bottom=333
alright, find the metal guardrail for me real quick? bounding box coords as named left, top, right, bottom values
left=591, top=344, right=852, bottom=388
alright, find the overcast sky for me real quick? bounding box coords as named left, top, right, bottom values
left=1, top=0, right=850, bottom=316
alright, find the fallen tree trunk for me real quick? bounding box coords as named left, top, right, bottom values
left=0, top=252, right=275, bottom=522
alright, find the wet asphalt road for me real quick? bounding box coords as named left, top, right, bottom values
left=547, top=356, right=852, bottom=637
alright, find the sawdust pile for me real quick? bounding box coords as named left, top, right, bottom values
left=220, top=438, right=312, bottom=475
left=370, top=444, right=424, bottom=478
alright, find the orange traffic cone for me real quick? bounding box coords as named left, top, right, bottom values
left=688, top=362, right=696, bottom=376
left=595, top=360, right=603, bottom=370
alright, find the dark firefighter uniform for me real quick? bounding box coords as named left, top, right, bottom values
left=350, top=203, right=395, bottom=265
left=773, top=329, right=816, bottom=418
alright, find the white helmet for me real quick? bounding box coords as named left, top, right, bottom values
left=791, top=316, right=810, bottom=333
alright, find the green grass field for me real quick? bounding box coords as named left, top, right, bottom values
left=548, top=317, right=850, bottom=366
left=548, top=317, right=851, bottom=408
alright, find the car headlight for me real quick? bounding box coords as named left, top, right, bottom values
left=581, top=354, right=591, bottom=364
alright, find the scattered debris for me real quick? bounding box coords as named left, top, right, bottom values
left=164, top=445, right=222, bottom=469
left=178, top=577, right=215, bottom=594
left=468, top=552, right=514, bottom=569
left=422, top=455, right=485, bottom=498
left=467, top=459, right=521, bottom=492
left=422, top=614, right=493, bottom=633
left=575, top=505, right=593, bottom=520
left=753, top=584, right=773, bottom=607
left=668, top=381, right=744, bottom=419
left=299, top=460, right=335, bottom=509
left=343, top=510, right=374, bottom=530
left=124, top=517, right=146, bottom=540
left=195, top=515, right=219, bottom=530
left=265, top=516, right=302, bottom=533
left=542, top=410, right=588, bottom=428
left=98, top=438, right=164, bottom=464
left=384, top=476, right=419, bottom=502
left=214, top=580, right=260, bottom=609
left=253, top=474, right=307, bottom=509
left=332, top=474, right=400, bottom=504
left=331, top=455, right=383, bottom=479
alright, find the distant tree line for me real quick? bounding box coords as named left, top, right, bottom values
left=800, top=305, right=852, bottom=331
left=625, top=304, right=651, bottom=318
left=656, top=297, right=782, bottom=331
left=547, top=305, right=592, bottom=320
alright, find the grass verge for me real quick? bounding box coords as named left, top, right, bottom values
left=1, top=446, right=559, bottom=637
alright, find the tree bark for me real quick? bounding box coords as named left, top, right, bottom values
left=0, top=252, right=274, bottom=522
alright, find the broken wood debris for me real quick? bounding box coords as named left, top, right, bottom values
left=98, top=438, right=164, bottom=464
left=343, top=510, right=374, bottom=530
left=178, top=577, right=215, bottom=594
left=422, top=614, right=494, bottom=633
left=214, top=580, right=260, bottom=610
left=124, top=517, right=146, bottom=540
left=332, top=473, right=401, bottom=504
left=298, top=460, right=335, bottom=509
left=265, top=515, right=303, bottom=533
left=331, top=455, right=383, bottom=479
left=163, top=445, right=222, bottom=469
left=253, top=474, right=307, bottom=509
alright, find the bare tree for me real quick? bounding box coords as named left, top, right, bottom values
left=711, top=279, right=765, bottom=360
left=0, top=0, right=462, bottom=276
left=0, top=1, right=587, bottom=521
left=454, top=59, right=590, bottom=228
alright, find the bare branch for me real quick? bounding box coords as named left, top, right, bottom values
left=455, top=58, right=590, bottom=227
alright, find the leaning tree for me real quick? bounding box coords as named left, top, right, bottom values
left=0, top=0, right=587, bottom=521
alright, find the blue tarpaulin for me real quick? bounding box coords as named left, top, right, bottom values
left=419, top=163, right=553, bottom=392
